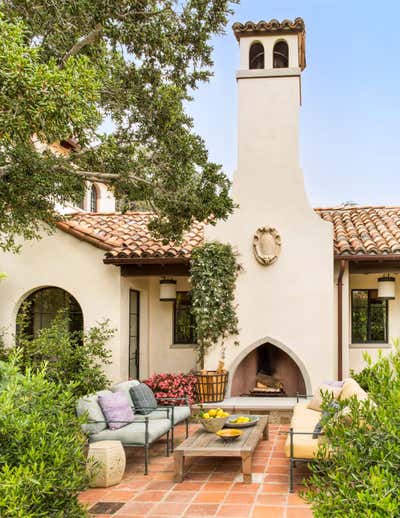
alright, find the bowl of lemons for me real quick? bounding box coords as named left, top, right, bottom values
left=198, top=408, right=230, bottom=433
left=225, top=415, right=259, bottom=428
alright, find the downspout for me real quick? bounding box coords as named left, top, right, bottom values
left=337, top=259, right=346, bottom=381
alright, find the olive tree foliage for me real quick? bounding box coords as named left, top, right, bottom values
left=0, top=1, right=237, bottom=251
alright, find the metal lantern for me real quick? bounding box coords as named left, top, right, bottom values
left=377, top=275, right=396, bottom=300
left=159, top=279, right=177, bottom=302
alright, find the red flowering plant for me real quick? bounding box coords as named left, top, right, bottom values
left=144, top=372, right=197, bottom=406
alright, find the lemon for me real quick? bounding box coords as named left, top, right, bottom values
left=208, top=409, right=217, bottom=417
left=202, top=412, right=210, bottom=419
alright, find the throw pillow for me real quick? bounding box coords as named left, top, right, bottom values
left=98, top=392, right=135, bottom=430
left=76, top=390, right=111, bottom=435
left=307, top=384, right=342, bottom=412
left=130, top=383, right=158, bottom=415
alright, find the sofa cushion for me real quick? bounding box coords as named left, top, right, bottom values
left=110, top=380, right=140, bottom=409
left=339, top=379, right=368, bottom=402
left=307, top=384, right=342, bottom=412
left=76, top=390, right=111, bottom=435
left=129, top=383, right=158, bottom=415
left=89, top=419, right=171, bottom=445
left=98, top=392, right=135, bottom=430
left=284, top=428, right=321, bottom=459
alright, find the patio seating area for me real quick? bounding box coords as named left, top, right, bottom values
left=80, top=423, right=313, bottom=518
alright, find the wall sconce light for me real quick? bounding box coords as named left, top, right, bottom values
left=159, top=279, right=177, bottom=302
left=378, top=275, right=396, bottom=300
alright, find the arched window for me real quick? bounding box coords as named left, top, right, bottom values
left=249, top=42, right=265, bottom=70
left=90, top=184, right=98, bottom=212
left=273, top=40, right=289, bottom=68
left=17, top=287, right=83, bottom=337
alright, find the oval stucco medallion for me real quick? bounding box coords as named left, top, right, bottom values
left=253, top=227, right=281, bottom=266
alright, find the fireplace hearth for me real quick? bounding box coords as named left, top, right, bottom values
left=231, top=342, right=305, bottom=397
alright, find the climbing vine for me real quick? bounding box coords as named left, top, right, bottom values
left=190, top=241, right=240, bottom=369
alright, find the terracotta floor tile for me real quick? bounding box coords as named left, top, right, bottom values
left=194, top=492, right=226, bottom=503
left=287, top=493, right=308, bottom=506
left=261, top=483, right=288, bottom=493
left=256, top=494, right=287, bottom=506
left=224, top=492, right=254, bottom=504
left=115, top=501, right=156, bottom=516
left=286, top=507, right=314, bottom=517
left=133, top=490, right=167, bottom=502
left=252, top=506, right=285, bottom=518
left=149, top=502, right=188, bottom=515
left=184, top=503, right=220, bottom=516
left=174, top=482, right=204, bottom=491
left=230, top=483, right=260, bottom=493
left=147, top=481, right=175, bottom=491
left=217, top=504, right=253, bottom=516
left=102, top=490, right=137, bottom=502
left=203, top=482, right=233, bottom=491
left=165, top=491, right=196, bottom=503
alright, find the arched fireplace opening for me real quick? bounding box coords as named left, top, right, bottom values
left=230, top=342, right=306, bottom=397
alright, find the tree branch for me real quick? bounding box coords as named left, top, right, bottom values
left=73, top=169, right=154, bottom=187
left=62, top=23, right=102, bottom=63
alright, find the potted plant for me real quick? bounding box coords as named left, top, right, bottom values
left=190, top=242, right=240, bottom=403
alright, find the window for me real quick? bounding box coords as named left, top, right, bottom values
left=352, top=289, right=388, bottom=344
left=17, top=287, right=83, bottom=337
left=273, top=40, right=289, bottom=68
left=173, top=292, right=196, bottom=344
left=129, top=290, right=140, bottom=379
left=249, top=42, right=265, bottom=70
left=90, top=184, right=98, bottom=212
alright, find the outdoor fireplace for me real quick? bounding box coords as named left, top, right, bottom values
left=230, top=342, right=306, bottom=397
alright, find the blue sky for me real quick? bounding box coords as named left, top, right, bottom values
left=187, top=0, right=400, bottom=207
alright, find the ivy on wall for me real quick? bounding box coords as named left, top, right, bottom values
left=190, top=241, right=240, bottom=369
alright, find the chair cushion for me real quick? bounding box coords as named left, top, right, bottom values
left=284, top=429, right=321, bottom=459
left=110, top=380, right=140, bottom=409
left=98, top=392, right=135, bottom=430
left=130, top=383, right=158, bottom=415
left=89, top=419, right=171, bottom=445
left=339, top=379, right=368, bottom=402
left=171, top=406, right=191, bottom=424
left=76, top=390, right=111, bottom=435
left=132, top=406, right=191, bottom=424
left=307, top=384, right=342, bottom=412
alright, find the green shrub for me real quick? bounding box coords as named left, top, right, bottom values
left=13, top=307, right=114, bottom=397
left=0, top=357, right=89, bottom=517
left=305, top=348, right=400, bottom=517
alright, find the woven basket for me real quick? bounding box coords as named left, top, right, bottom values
left=196, top=371, right=228, bottom=403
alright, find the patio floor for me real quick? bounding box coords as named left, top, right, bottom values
left=80, top=423, right=313, bottom=518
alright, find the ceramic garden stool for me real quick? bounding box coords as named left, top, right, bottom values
left=87, top=440, right=126, bottom=487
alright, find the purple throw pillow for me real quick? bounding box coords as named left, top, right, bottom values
left=98, top=392, right=135, bottom=430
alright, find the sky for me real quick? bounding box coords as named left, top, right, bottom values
left=186, top=0, right=400, bottom=208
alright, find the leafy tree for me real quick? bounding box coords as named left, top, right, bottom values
left=0, top=1, right=237, bottom=251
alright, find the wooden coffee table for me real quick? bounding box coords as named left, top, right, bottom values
left=174, top=416, right=269, bottom=483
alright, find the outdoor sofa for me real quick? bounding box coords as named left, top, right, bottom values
left=76, top=380, right=191, bottom=474
left=284, top=378, right=369, bottom=492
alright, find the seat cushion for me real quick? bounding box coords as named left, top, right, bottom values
left=171, top=405, right=191, bottom=424
left=130, top=383, right=158, bottom=415
left=340, top=379, right=368, bottom=402
left=307, top=384, right=342, bottom=412
left=284, top=429, right=321, bottom=459
left=110, top=380, right=140, bottom=409
left=89, top=419, right=171, bottom=445
left=76, top=390, right=112, bottom=435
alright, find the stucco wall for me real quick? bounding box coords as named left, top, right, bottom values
left=348, top=273, right=400, bottom=373
left=0, top=229, right=123, bottom=381
left=205, top=35, right=335, bottom=393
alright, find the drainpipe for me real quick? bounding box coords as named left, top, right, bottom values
left=337, top=259, right=346, bottom=381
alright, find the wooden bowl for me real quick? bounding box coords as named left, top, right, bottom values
left=216, top=429, right=242, bottom=442
left=199, top=416, right=228, bottom=433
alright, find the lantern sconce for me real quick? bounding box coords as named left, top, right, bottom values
left=159, top=279, right=177, bottom=302
left=377, top=274, right=396, bottom=300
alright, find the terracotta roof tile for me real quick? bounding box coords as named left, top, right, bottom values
left=56, top=212, right=204, bottom=261
left=57, top=207, right=400, bottom=261
left=316, top=206, right=400, bottom=256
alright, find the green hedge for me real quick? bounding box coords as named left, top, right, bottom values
left=305, top=348, right=400, bottom=517
left=0, top=359, right=89, bottom=517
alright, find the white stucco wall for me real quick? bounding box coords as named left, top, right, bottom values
left=348, top=273, right=400, bottom=373
left=0, top=229, right=123, bottom=381
left=205, top=34, right=335, bottom=393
